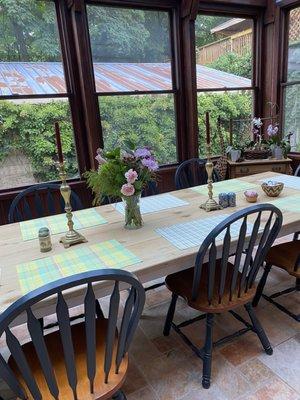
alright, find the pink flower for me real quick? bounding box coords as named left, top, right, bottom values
left=121, top=183, right=135, bottom=197
left=125, top=169, right=138, bottom=184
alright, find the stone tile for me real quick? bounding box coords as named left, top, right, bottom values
left=239, top=358, right=276, bottom=387
left=179, top=385, right=229, bottom=400
left=240, top=377, right=300, bottom=400
left=0, top=379, right=15, bottom=400
left=254, top=304, right=298, bottom=346
left=211, top=353, right=252, bottom=400
left=219, top=336, right=263, bottom=366
left=123, top=359, right=148, bottom=395
left=131, top=327, right=162, bottom=369
left=259, top=336, right=300, bottom=392
left=145, top=285, right=172, bottom=309
left=127, top=386, right=158, bottom=400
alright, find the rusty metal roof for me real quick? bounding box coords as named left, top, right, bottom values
left=0, top=62, right=251, bottom=96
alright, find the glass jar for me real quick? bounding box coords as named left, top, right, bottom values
left=38, top=227, right=52, bottom=252
left=122, top=194, right=143, bottom=230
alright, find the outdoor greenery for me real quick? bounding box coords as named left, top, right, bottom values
left=0, top=0, right=60, bottom=62
left=208, top=51, right=252, bottom=80
left=0, top=100, right=78, bottom=182
left=0, top=1, right=253, bottom=187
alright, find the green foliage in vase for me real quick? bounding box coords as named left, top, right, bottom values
left=85, top=147, right=157, bottom=205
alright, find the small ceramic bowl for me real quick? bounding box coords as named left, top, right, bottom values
left=261, top=181, right=284, bottom=197
left=244, top=190, right=258, bottom=203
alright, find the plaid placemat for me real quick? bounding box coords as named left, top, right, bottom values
left=114, top=194, right=188, bottom=215
left=20, top=208, right=107, bottom=241
left=268, top=194, right=300, bottom=213
left=192, top=179, right=258, bottom=196
left=20, top=218, right=48, bottom=241
left=17, top=240, right=141, bottom=294
left=260, top=175, right=300, bottom=191
left=53, top=247, right=106, bottom=277
left=73, top=208, right=107, bottom=228
left=90, top=239, right=142, bottom=268
left=17, top=258, right=62, bottom=294
left=156, top=214, right=254, bottom=250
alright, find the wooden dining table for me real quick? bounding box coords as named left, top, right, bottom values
left=1, top=171, right=300, bottom=326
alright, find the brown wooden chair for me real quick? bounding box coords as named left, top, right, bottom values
left=252, top=166, right=300, bottom=322
left=252, top=240, right=300, bottom=321
left=163, top=204, right=282, bottom=389
left=0, top=269, right=145, bottom=400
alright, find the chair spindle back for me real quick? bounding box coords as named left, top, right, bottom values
left=175, top=158, right=219, bottom=190
left=192, top=204, right=282, bottom=304
left=8, top=183, right=83, bottom=223
left=0, top=269, right=145, bottom=399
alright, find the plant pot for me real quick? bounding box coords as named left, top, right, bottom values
left=122, top=194, right=143, bottom=229
left=273, top=145, right=283, bottom=160
left=230, top=149, right=241, bottom=162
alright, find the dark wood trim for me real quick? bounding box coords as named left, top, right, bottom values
left=197, top=87, right=255, bottom=93
left=56, top=0, right=91, bottom=174
left=97, top=90, right=175, bottom=97
left=276, top=0, right=300, bottom=8
left=86, top=0, right=177, bottom=9
left=0, top=93, right=68, bottom=101
left=69, top=0, right=102, bottom=168
left=200, top=0, right=267, bottom=7
left=281, top=80, right=300, bottom=87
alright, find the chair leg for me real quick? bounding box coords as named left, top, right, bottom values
left=252, top=263, right=272, bottom=307
left=202, top=313, right=214, bottom=389
left=245, top=303, right=273, bottom=355
left=163, top=293, right=178, bottom=336
left=112, top=389, right=127, bottom=399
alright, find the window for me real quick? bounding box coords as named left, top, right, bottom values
left=282, top=7, right=300, bottom=152
left=86, top=5, right=178, bottom=165
left=195, top=14, right=255, bottom=156
left=0, top=1, right=79, bottom=190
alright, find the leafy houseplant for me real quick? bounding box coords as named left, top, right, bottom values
left=266, top=124, right=291, bottom=159
left=85, top=146, right=158, bottom=229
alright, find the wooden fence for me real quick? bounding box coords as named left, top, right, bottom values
left=197, top=29, right=252, bottom=65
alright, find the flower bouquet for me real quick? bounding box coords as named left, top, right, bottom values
left=85, top=146, right=158, bottom=229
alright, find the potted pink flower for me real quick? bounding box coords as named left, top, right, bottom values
left=85, top=147, right=158, bottom=229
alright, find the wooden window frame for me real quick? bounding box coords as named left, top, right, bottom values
left=278, top=2, right=300, bottom=155
left=83, top=1, right=181, bottom=167
left=0, top=0, right=89, bottom=196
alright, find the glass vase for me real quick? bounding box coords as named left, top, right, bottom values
left=122, top=194, right=143, bottom=230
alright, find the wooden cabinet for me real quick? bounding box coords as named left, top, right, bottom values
left=227, top=158, right=292, bottom=179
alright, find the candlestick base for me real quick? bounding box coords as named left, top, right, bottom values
left=60, top=230, right=88, bottom=249
left=200, top=197, right=222, bottom=212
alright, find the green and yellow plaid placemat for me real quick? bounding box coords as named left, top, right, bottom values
left=192, top=179, right=258, bottom=196
left=268, top=194, right=300, bottom=213
left=20, top=208, right=107, bottom=241
left=17, top=258, right=62, bottom=294
left=53, top=247, right=106, bottom=277
left=17, top=240, right=141, bottom=294
left=90, top=239, right=142, bottom=269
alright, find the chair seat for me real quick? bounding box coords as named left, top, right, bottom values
left=165, top=260, right=256, bottom=313
left=9, top=318, right=128, bottom=400
left=266, top=240, right=300, bottom=278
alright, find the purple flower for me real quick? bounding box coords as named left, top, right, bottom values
left=267, top=124, right=279, bottom=137
left=142, top=157, right=159, bottom=171
left=134, top=148, right=152, bottom=158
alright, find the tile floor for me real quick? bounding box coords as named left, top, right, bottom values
left=0, top=260, right=299, bottom=400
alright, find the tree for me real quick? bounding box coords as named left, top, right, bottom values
left=208, top=51, right=252, bottom=79
left=0, top=0, right=60, bottom=61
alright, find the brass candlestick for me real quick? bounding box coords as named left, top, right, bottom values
left=57, top=162, right=87, bottom=248
left=200, top=143, right=222, bottom=212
